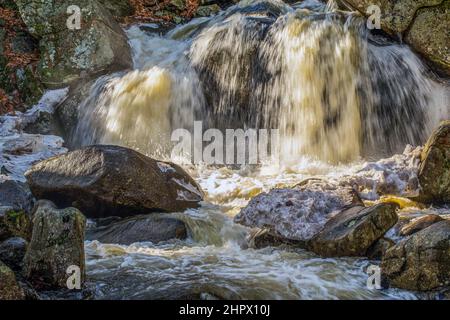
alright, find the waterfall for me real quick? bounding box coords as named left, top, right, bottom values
left=73, top=0, right=449, bottom=163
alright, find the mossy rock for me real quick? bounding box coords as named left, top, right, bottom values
left=417, top=120, right=450, bottom=204
left=23, top=200, right=86, bottom=290
left=0, top=207, right=32, bottom=242
left=0, top=260, right=25, bottom=300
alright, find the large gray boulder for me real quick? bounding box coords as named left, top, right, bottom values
left=307, top=203, right=398, bottom=257
left=234, top=179, right=363, bottom=243
left=15, top=0, right=132, bottom=87
left=417, top=120, right=450, bottom=204
left=381, top=220, right=450, bottom=291
left=86, top=214, right=188, bottom=245
left=23, top=200, right=86, bottom=289
left=25, top=145, right=204, bottom=218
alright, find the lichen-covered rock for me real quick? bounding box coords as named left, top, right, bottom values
left=86, top=214, right=188, bottom=245
left=0, top=207, right=32, bottom=242
left=25, top=145, right=204, bottom=218
left=400, top=214, right=445, bottom=237
left=196, top=4, right=221, bottom=17
left=344, top=0, right=449, bottom=74
left=15, top=0, right=132, bottom=88
left=381, top=220, right=450, bottom=291
left=417, top=120, right=450, bottom=204
left=23, top=200, right=86, bottom=289
left=405, top=1, right=450, bottom=73
left=97, top=0, right=134, bottom=18
left=234, top=179, right=363, bottom=242
left=0, top=179, right=35, bottom=213
left=0, top=237, right=27, bottom=271
left=307, top=203, right=398, bottom=257
left=345, top=0, right=443, bottom=34
left=0, top=260, right=25, bottom=300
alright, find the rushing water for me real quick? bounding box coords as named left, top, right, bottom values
left=68, top=0, right=450, bottom=299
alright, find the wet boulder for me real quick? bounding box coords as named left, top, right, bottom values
left=0, top=237, right=28, bottom=271
left=0, top=207, right=32, bottom=242
left=86, top=214, right=188, bottom=245
left=15, top=0, right=132, bottom=88
left=417, top=120, right=450, bottom=204
left=0, top=260, right=25, bottom=300
left=23, top=200, right=86, bottom=289
left=381, top=220, right=450, bottom=291
left=25, top=145, right=204, bottom=218
left=307, top=203, right=398, bottom=257
left=400, top=214, right=445, bottom=237
left=234, top=179, right=363, bottom=242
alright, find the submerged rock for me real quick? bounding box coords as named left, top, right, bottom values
left=23, top=200, right=86, bottom=290
left=307, top=203, right=398, bottom=257
left=86, top=214, right=188, bottom=245
left=0, top=260, right=25, bottom=300
left=0, top=207, right=32, bottom=242
left=400, top=214, right=445, bottom=237
left=417, top=120, right=450, bottom=204
left=234, top=179, right=363, bottom=242
left=381, top=220, right=450, bottom=291
left=0, top=237, right=28, bottom=271
left=15, top=0, right=132, bottom=87
left=25, top=145, right=204, bottom=218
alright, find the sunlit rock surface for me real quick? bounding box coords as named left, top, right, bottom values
left=25, top=145, right=204, bottom=218
left=382, top=220, right=450, bottom=291
left=417, top=120, right=450, bottom=204
left=307, top=203, right=398, bottom=257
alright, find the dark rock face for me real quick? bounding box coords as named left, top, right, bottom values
left=15, top=0, right=132, bottom=88
left=25, top=145, right=204, bottom=218
left=366, top=237, right=395, bottom=260
left=23, top=200, right=86, bottom=290
left=0, top=180, right=35, bottom=213
left=246, top=228, right=303, bottom=249
left=307, top=203, right=398, bottom=257
left=417, top=121, right=450, bottom=204
left=381, top=220, right=450, bottom=291
left=0, top=207, right=32, bottom=242
left=86, top=214, right=188, bottom=245
left=400, top=214, right=445, bottom=237
left=0, top=237, right=27, bottom=271
left=0, top=260, right=25, bottom=300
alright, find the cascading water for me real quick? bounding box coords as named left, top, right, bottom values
left=69, top=0, right=450, bottom=299
left=74, top=0, right=448, bottom=163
